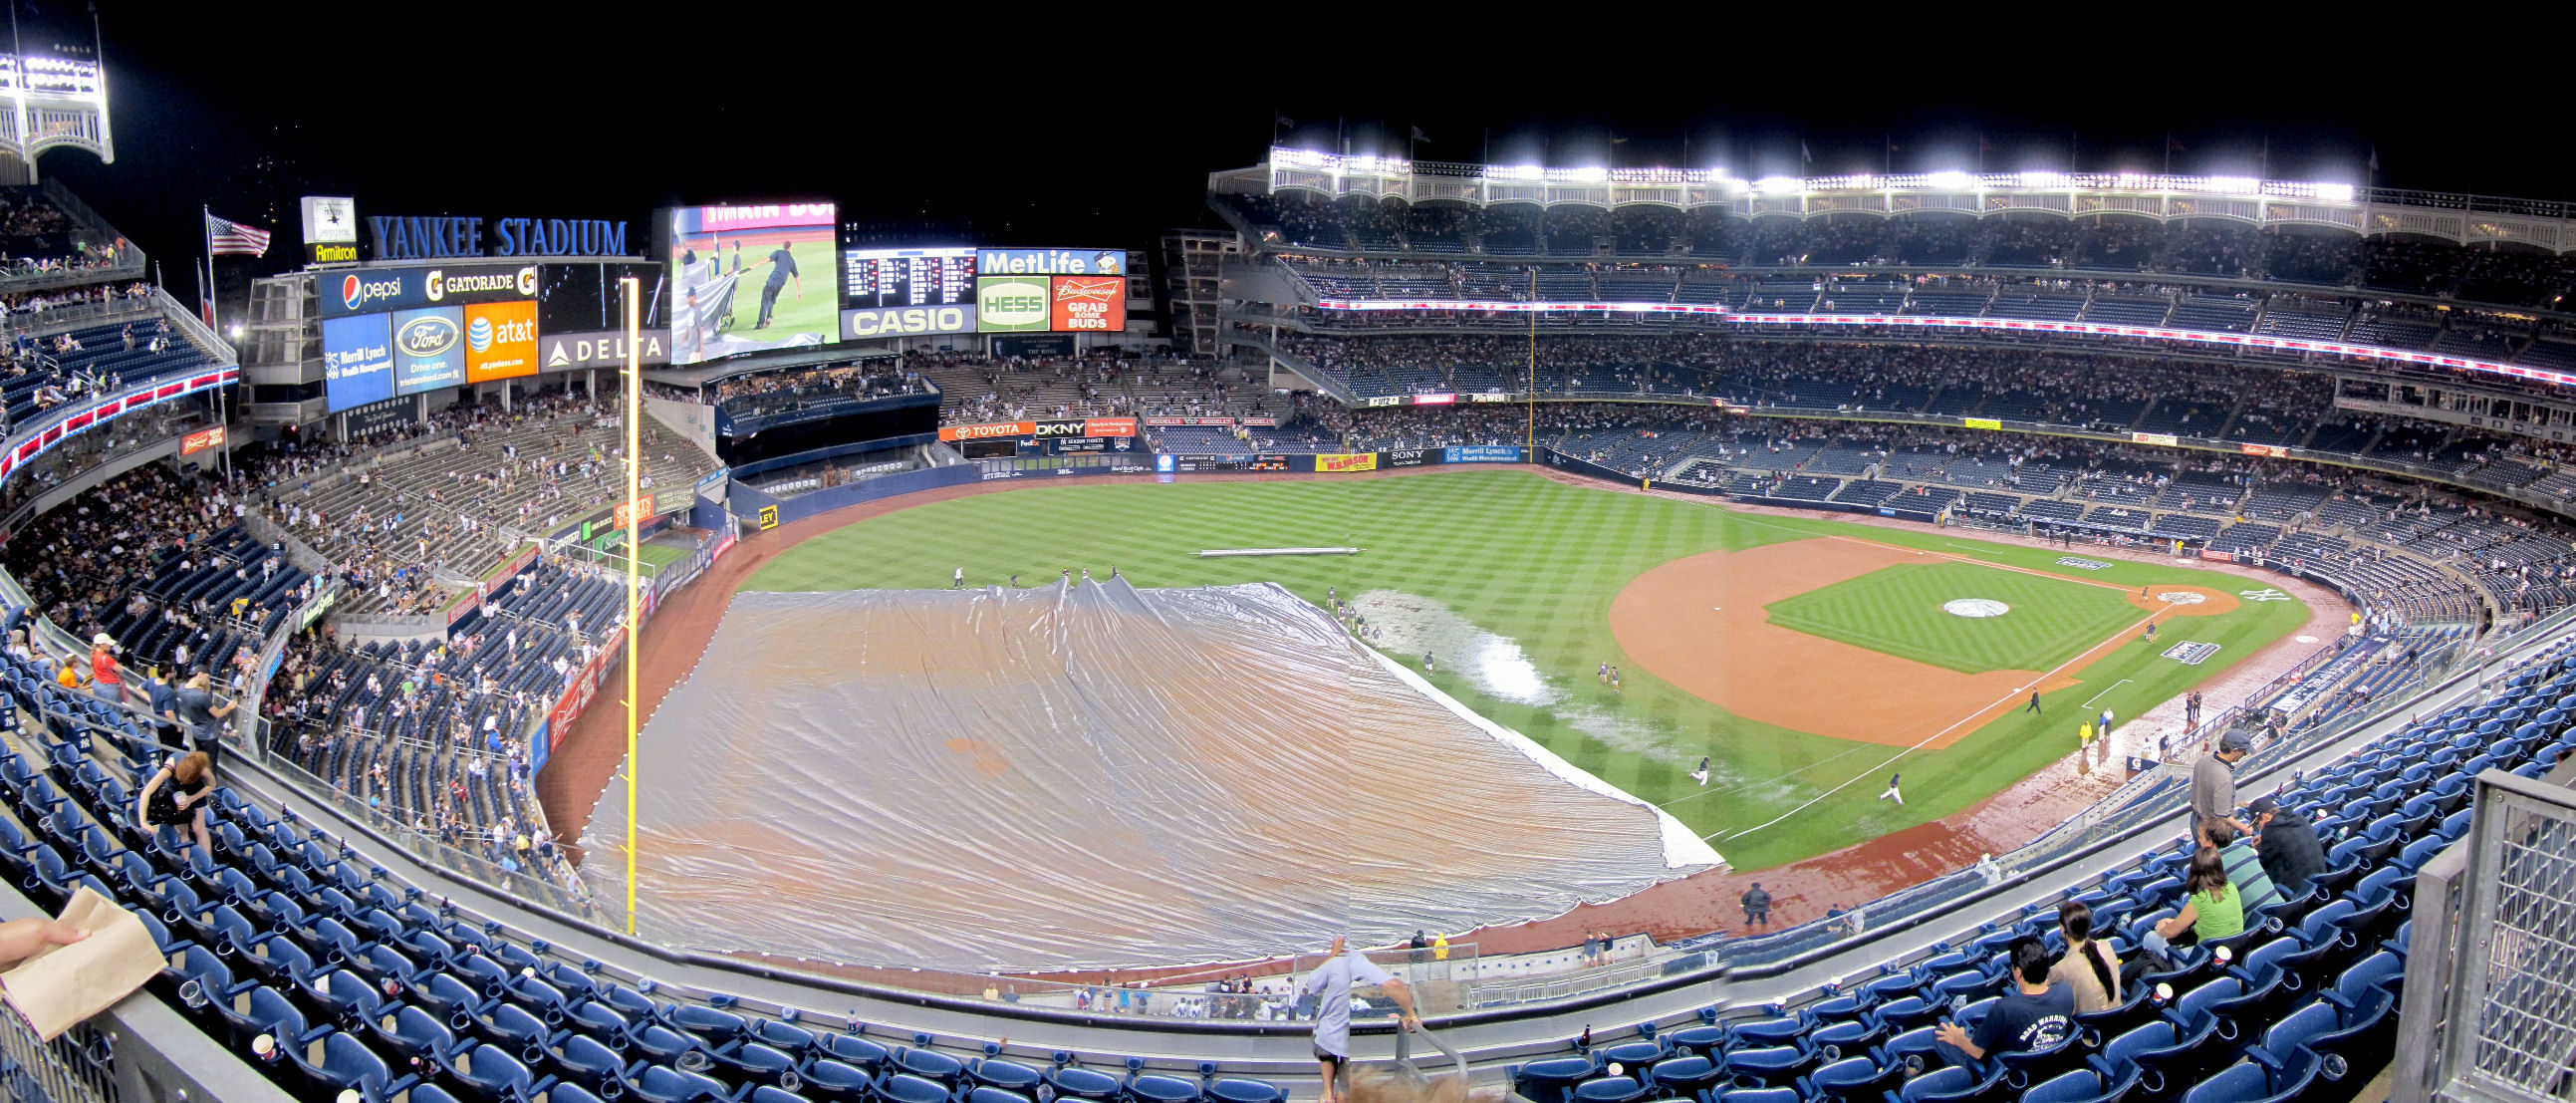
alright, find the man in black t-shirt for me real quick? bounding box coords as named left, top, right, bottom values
left=1928, top=938, right=2073, bottom=1072
left=2248, top=796, right=2329, bottom=894
left=143, top=667, right=182, bottom=751
left=751, top=243, right=801, bottom=329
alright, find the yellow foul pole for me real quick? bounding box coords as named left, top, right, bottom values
left=622, top=277, right=641, bottom=936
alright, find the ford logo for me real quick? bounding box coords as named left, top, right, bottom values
left=467, top=316, right=494, bottom=353
left=398, top=315, right=459, bottom=356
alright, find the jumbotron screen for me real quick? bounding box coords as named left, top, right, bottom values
left=839, top=246, right=977, bottom=339
left=667, top=202, right=837, bottom=365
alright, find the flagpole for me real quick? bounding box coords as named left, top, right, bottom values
left=202, top=203, right=218, bottom=340
left=622, top=275, right=641, bottom=938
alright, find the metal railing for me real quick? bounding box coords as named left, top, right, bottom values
left=0, top=1005, right=114, bottom=1103
left=2403, top=768, right=2576, bottom=1102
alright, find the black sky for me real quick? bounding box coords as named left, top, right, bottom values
left=34, top=4, right=2576, bottom=308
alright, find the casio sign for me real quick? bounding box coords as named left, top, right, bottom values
left=342, top=274, right=405, bottom=312
left=846, top=306, right=966, bottom=337
left=396, top=314, right=460, bottom=356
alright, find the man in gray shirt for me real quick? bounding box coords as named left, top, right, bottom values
left=1297, top=937, right=1419, bottom=1103
left=2192, top=729, right=2252, bottom=844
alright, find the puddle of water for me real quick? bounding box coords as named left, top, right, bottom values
left=1346, top=590, right=1702, bottom=771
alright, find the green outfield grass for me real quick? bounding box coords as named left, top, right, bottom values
left=714, top=239, right=836, bottom=344
left=736, top=470, right=2312, bottom=870
left=1766, top=561, right=2151, bottom=675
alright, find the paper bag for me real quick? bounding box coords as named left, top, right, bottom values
left=2, top=886, right=165, bottom=1041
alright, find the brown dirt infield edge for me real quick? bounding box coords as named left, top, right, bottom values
left=1608, top=534, right=2240, bottom=749
left=537, top=464, right=2354, bottom=980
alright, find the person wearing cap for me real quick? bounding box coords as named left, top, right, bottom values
left=2192, top=729, right=2253, bottom=844
left=87, top=632, right=124, bottom=706
left=2248, top=796, right=2328, bottom=895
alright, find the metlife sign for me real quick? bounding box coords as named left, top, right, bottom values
left=319, top=264, right=540, bottom=318
left=976, top=248, right=1124, bottom=276
left=840, top=304, right=976, bottom=340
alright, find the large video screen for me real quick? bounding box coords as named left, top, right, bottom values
left=538, top=262, right=665, bottom=334
left=840, top=246, right=977, bottom=339
left=668, top=203, right=836, bottom=365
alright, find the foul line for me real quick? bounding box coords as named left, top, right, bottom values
left=1657, top=742, right=1874, bottom=809
left=2082, top=680, right=2134, bottom=710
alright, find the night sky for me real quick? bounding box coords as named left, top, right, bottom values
left=32, top=5, right=2574, bottom=311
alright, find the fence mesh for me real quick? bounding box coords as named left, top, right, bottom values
left=2451, top=787, right=2576, bottom=1102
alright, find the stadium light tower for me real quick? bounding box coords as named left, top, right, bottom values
left=623, top=275, right=642, bottom=936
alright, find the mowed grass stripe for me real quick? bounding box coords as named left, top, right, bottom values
left=1764, top=562, right=2149, bottom=675
left=736, top=471, right=2311, bottom=871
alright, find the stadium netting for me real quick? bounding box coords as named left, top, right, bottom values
left=582, top=578, right=1716, bottom=970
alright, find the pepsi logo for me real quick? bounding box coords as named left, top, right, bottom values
left=397, top=315, right=459, bottom=356
left=341, top=274, right=362, bottom=310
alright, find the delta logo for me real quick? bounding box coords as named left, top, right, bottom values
left=396, top=314, right=460, bottom=357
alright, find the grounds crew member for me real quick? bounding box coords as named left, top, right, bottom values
left=1298, top=936, right=1418, bottom=1103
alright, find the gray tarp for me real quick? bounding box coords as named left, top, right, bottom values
left=584, top=579, right=1712, bottom=971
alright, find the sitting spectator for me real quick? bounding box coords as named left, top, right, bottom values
left=2247, top=796, right=2328, bottom=895
left=2140, top=847, right=2243, bottom=965
left=2201, top=816, right=2283, bottom=914
left=1927, top=937, right=2074, bottom=1071
left=2047, top=901, right=2123, bottom=1013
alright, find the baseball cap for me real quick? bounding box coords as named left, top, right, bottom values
left=2219, top=729, right=2253, bottom=752
left=2246, top=796, right=2280, bottom=816
left=91, top=632, right=113, bottom=647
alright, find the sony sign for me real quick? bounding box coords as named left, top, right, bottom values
left=840, top=304, right=977, bottom=340
left=542, top=330, right=671, bottom=370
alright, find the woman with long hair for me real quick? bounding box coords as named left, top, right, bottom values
left=135, top=750, right=214, bottom=853
left=2049, top=900, right=2123, bottom=1012
left=2141, top=847, right=2241, bottom=966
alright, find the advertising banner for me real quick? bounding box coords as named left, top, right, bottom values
left=390, top=306, right=466, bottom=395
left=320, top=263, right=540, bottom=318
left=976, top=247, right=1125, bottom=276
left=840, top=304, right=976, bottom=340
left=548, top=627, right=625, bottom=735
left=1084, top=417, right=1137, bottom=437
left=180, top=425, right=226, bottom=455
left=1050, top=276, right=1127, bottom=332
left=1364, top=396, right=1401, bottom=408
left=1384, top=447, right=1430, bottom=467
left=1963, top=416, right=2002, bottom=430
left=322, top=313, right=396, bottom=412
left=2132, top=431, right=2180, bottom=446
left=939, top=419, right=1036, bottom=442
left=1031, top=419, right=1087, bottom=437
left=463, top=300, right=539, bottom=384
left=976, top=276, right=1052, bottom=332
left=1444, top=445, right=1523, bottom=463
left=1411, top=393, right=1456, bottom=406
left=613, top=494, right=657, bottom=530
left=1143, top=415, right=1233, bottom=426
left=1317, top=452, right=1379, bottom=472
left=542, top=329, right=671, bottom=370
left=2239, top=442, right=2289, bottom=457
left=1468, top=392, right=1511, bottom=403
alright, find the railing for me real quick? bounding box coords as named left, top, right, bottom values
left=0, top=1005, right=114, bottom=1103
left=2399, top=768, right=2576, bottom=1102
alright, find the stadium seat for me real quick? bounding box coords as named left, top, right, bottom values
left=1799, top=1055, right=1897, bottom=1103
left=1571, top=1075, right=1647, bottom=1103
left=2019, top=1067, right=2140, bottom=1103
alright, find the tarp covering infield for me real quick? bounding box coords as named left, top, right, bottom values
left=583, top=578, right=1717, bottom=971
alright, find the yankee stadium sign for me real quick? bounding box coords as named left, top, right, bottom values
left=370, top=215, right=634, bottom=260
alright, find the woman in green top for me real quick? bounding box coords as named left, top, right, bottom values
left=2142, top=847, right=2241, bottom=966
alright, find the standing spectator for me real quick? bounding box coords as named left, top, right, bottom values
left=1740, top=883, right=1772, bottom=928
left=2247, top=796, right=2327, bottom=895
left=87, top=633, right=123, bottom=705
left=143, top=666, right=181, bottom=751
left=173, top=669, right=237, bottom=769
left=2192, top=730, right=2253, bottom=843
left=1296, top=936, right=1417, bottom=1103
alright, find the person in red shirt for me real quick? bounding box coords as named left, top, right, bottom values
left=88, top=633, right=124, bottom=706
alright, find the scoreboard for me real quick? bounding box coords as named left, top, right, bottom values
left=842, top=247, right=976, bottom=309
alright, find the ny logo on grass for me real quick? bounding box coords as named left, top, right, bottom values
left=2238, top=588, right=2291, bottom=602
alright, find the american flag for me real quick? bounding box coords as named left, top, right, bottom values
left=204, top=212, right=271, bottom=257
